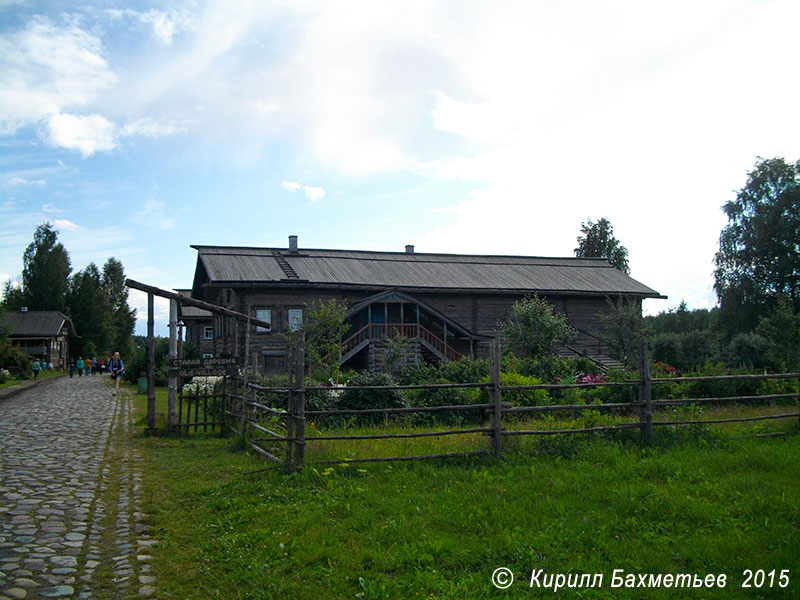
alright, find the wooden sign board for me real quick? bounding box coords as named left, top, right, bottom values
left=169, top=357, right=238, bottom=378
left=175, top=367, right=236, bottom=378
left=169, top=357, right=238, bottom=368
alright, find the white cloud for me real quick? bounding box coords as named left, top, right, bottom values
left=141, top=10, right=178, bottom=44
left=302, top=186, right=325, bottom=202
left=105, top=7, right=192, bottom=45
left=53, top=219, right=80, bottom=232
left=0, top=16, right=116, bottom=135
left=282, top=180, right=325, bottom=202
left=45, top=113, right=116, bottom=156
left=42, top=204, right=61, bottom=213
left=135, top=199, right=173, bottom=231
left=6, top=176, right=46, bottom=187
left=120, top=117, right=185, bottom=138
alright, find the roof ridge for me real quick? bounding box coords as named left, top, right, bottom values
left=193, top=244, right=610, bottom=263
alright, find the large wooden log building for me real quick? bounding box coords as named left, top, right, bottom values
left=185, top=236, right=665, bottom=374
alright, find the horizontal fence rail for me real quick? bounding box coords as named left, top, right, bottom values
left=221, top=335, right=800, bottom=470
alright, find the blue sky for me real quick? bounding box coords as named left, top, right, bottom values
left=2, top=0, right=800, bottom=336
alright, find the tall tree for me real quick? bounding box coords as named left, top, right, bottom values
left=714, top=157, right=800, bottom=333
left=499, top=294, right=576, bottom=359
left=597, top=297, right=648, bottom=369
left=1, top=281, right=26, bottom=311
left=68, top=263, right=109, bottom=357
left=21, top=223, right=72, bottom=311
left=101, top=258, right=136, bottom=358
left=574, top=217, right=630, bottom=274
left=303, top=298, right=350, bottom=381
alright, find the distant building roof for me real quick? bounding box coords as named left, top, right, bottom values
left=175, top=289, right=212, bottom=319
left=1, top=310, right=77, bottom=338
left=191, top=244, right=665, bottom=299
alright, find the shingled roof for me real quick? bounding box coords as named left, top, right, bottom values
left=1, top=311, right=77, bottom=338
left=191, top=245, right=664, bottom=298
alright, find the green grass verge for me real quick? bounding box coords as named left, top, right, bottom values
left=130, top=385, right=800, bottom=599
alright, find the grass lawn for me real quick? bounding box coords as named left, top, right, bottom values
left=130, top=385, right=800, bottom=599
left=0, top=368, right=67, bottom=388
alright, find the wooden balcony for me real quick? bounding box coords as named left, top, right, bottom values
left=341, top=322, right=461, bottom=364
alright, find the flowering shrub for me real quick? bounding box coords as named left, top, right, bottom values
left=182, top=376, right=224, bottom=396
left=0, top=368, right=10, bottom=384
left=651, top=361, right=680, bottom=378
left=577, top=373, right=604, bottom=384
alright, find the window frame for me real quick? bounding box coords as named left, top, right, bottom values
left=255, top=308, right=272, bottom=333
left=287, top=307, right=303, bottom=331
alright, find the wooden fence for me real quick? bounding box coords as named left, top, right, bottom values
left=226, top=334, right=800, bottom=470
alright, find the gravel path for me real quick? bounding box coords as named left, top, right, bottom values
left=0, top=376, right=156, bottom=599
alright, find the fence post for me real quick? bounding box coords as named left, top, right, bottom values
left=294, top=331, right=306, bottom=469
left=146, top=292, right=156, bottom=430
left=168, top=298, right=178, bottom=430
left=796, top=350, right=800, bottom=426
left=638, top=338, right=653, bottom=443
left=240, top=313, right=251, bottom=436
left=490, top=336, right=503, bottom=458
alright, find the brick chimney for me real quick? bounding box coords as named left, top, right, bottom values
left=405, top=245, right=415, bottom=254
left=288, top=235, right=298, bottom=254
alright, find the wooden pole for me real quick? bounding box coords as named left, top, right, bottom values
left=168, top=298, right=178, bottom=430
left=146, top=292, right=156, bottom=430
left=490, top=336, right=502, bottom=458
left=294, top=331, right=306, bottom=469
left=124, top=279, right=271, bottom=330
left=639, top=337, right=652, bottom=443
left=286, top=342, right=294, bottom=468
left=241, top=312, right=251, bottom=436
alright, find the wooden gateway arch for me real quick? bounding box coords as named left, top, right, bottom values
left=125, top=279, right=272, bottom=430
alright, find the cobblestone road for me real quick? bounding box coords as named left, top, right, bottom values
left=0, top=376, right=156, bottom=599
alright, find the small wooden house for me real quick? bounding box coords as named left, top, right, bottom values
left=1, top=309, right=76, bottom=368
left=189, top=236, right=664, bottom=373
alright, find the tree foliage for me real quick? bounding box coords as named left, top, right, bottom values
left=575, top=217, right=630, bottom=274
left=68, top=263, right=109, bottom=357
left=1, top=281, right=25, bottom=311
left=1, top=223, right=136, bottom=361
left=102, top=258, right=136, bottom=358
left=303, top=298, right=350, bottom=381
left=714, top=157, right=800, bottom=333
left=597, top=297, right=647, bottom=368
left=499, top=295, right=576, bottom=359
left=21, top=223, right=72, bottom=312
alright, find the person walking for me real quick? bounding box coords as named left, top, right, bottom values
left=69, top=360, right=75, bottom=378
left=32, top=359, right=41, bottom=380
left=109, top=352, right=124, bottom=396
left=91, top=356, right=97, bottom=375
left=76, top=357, right=84, bottom=377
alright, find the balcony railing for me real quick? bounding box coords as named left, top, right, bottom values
left=341, top=323, right=461, bottom=362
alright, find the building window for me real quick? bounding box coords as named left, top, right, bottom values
left=202, top=353, right=214, bottom=359
left=255, top=308, right=272, bottom=332
left=288, top=308, right=303, bottom=331
left=203, top=326, right=213, bottom=340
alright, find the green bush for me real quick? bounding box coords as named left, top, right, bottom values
left=726, top=333, right=773, bottom=369
left=652, top=333, right=682, bottom=368
left=337, top=372, right=407, bottom=425
left=0, top=342, right=31, bottom=375
left=403, top=378, right=484, bottom=427
left=503, top=354, right=597, bottom=382
left=124, top=338, right=170, bottom=385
